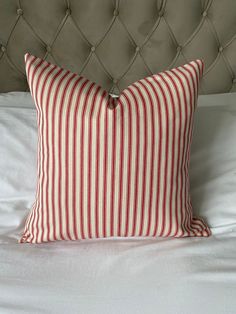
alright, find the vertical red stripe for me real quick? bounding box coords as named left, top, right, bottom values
left=80, top=83, right=96, bottom=239
left=109, top=97, right=117, bottom=237
left=122, top=93, right=133, bottom=236
left=102, top=99, right=108, bottom=237
left=87, top=86, right=101, bottom=238
left=94, top=92, right=107, bottom=237
left=117, top=98, right=125, bottom=236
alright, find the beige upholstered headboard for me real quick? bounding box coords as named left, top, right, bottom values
left=0, top=0, right=236, bottom=94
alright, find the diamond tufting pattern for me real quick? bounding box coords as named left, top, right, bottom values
left=0, top=0, right=236, bottom=94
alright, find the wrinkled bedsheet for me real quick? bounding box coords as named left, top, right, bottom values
left=0, top=198, right=236, bottom=314
left=0, top=92, right=236, bottom=314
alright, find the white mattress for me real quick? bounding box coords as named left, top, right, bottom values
left=0, top=92, right=236, bottom=314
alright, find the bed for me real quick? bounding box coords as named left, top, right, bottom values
left=0, top=1, right=236, bottom=313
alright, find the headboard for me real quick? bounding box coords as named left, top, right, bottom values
left=0, top=0, right=236, bottom=94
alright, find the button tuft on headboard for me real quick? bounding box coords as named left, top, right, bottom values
left=66, top=9, right=71, bottom=16
left=17, top=9, right=23, bottom=16
left=177, top=46, right=182, bottom=52
left=219, top=46, right=223, bottom=53
left=113, top=9, right=119, bottom=17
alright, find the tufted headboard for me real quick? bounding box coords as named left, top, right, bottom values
left=0, top=0, right=236, bottom=94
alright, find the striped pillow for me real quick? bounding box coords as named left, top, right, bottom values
left=20, top=53, right=211, bottom=243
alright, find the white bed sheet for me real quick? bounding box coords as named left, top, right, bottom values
left=0, top=92, right=236, bottom=314
left=1, top=218, right=236, bottom=314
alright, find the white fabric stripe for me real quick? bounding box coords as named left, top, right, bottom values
left=97, top=98, right=106, bottom=237
left=105, top=109, right=114, bottom=237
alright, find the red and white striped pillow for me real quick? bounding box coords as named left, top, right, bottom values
left=20, top=53, right=211, bottom=243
